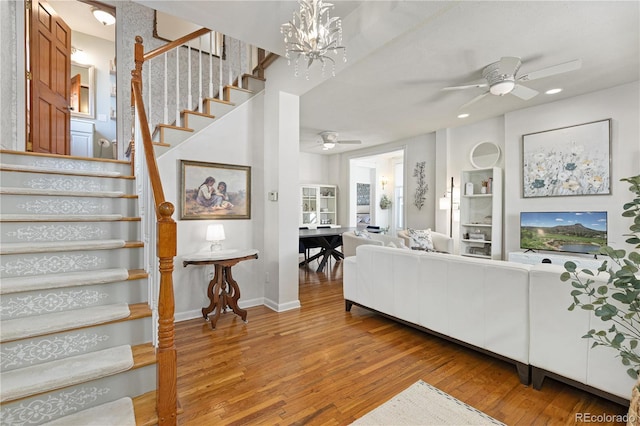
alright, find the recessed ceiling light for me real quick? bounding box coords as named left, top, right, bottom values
left=545, top=88, right=562, bottom=95
left=457, top=113, right=470, bottom=119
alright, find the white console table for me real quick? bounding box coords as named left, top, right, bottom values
left=508, top=251, right=603, bottom=270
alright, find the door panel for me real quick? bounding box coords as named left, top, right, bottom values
left=30, top=0, right=71, bottom=155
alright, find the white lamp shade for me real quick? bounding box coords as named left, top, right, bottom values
left=206, top=224, right=225, bottom=242
left=439, top=197, right=449, bottom=210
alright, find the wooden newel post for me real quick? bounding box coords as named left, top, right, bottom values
left=130, top=36, right=144, bottom=176
left=157, top=201, right=177, bottom=426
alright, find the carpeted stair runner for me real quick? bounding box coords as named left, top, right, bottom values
left=0, top=187, right=126, bottom=197
left=0, top=239, right=126, bottom=255
left=0, top=213, right=124, bottom=222
left=41, top=397, right=136, bottom=426
left=1, top=345, right=134, bottom=403
left=0, top=303, right=131, bottom=342
left=0, top=163, right=122, bottom=177
left=0, top=268, right=130, bottom=294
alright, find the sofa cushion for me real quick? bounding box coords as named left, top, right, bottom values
left=353, top=229, right=372, bottom=239
left=408, top=228, right=434, bottom=251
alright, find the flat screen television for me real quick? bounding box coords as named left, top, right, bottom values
left=520, top=211, right=607, bottom=254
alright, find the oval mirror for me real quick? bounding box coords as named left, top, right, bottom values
left=470, top=141, right=501, bottom=169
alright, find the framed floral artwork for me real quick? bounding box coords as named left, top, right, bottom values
left=522, top=119, right=611, bottom=198
left=180, top=160, right=251, bottom=220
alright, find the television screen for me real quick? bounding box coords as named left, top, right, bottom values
left=520, top=211, right=607, bottom=254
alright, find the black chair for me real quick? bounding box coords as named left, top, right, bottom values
left=299, top=227, right=322, bottom=266
left=366, top=225, right=382, bottom=233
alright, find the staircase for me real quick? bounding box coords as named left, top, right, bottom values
left=0, top=152, right=158, bottom=425
left=151, top=74, right=265, bottom=157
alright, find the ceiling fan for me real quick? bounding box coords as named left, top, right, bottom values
left=443, top=57, right=582, bottom=110
left=318, top=131, right=362, bottom=150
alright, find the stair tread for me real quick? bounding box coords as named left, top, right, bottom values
left=1, top=303, right=132, bottom=343
left=0, top=150, right=130, bottom=165
left=224, top=85, right=253, bottom=94
left=0, top=163, right=123, bottom=177
left=0, top=238, right=126, bottom=255
left=0, top=214, right=127, bottom=222
left=182, top=110, right=215, bottom=119
left=133, top=391, right=184, bottom=426
left=204, top=97, right=235, bottom=106
left=0, top=344, right=134, bottom=403
left=157, top=124, right=194, bottom=132
left=0, top=187, right=127, bottom=197
left=42, top=397, right=136, bottom=426
left=0, top=267, right=130, bottom=294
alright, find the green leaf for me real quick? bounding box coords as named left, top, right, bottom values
left=612, top=333, right=625, bottom=346
left=597, top=286, right=608, bottom=295
left=570, top=290, right=582, bottom=297
left=568, top=303, right=575, bottom=311
left=630, top=251, right=640, bottom=264
left=581, top=304, right=594, bottom=310
left=560, top=272, right=571, bottom=282
left=627, top=368, right=638, bottom=380
left=582, top=269, right=594, bottom=276
left=564, top=261, right=577, bottom=272
left=631, top=340, right=638, bottom=349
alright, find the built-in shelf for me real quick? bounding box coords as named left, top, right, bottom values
left=459, top=167, right=502, bottom=260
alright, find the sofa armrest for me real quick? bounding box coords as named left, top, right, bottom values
left=342, top=231, right=383, bottom=257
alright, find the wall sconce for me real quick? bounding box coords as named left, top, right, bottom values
left=92, top=7, right=116, bottom=26
left=381, top=176, right=389, bottom=190
left=206, top=224, right=225, bottom=251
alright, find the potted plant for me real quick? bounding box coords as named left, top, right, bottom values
left=379, top=194, right=392, bottom=210
left=561, top=175, right=640, bottom=417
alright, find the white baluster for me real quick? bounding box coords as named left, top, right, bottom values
left=228, top=38, right=233, bottom=87
left=187, top=40, right=192, bottom=113
left=209, top=32, right=213, bottom=100
left=163, top=52, right=168, bottom=124
left=219, top=44, right=223, bottom=100
left=147, top=61, right=152, bottom=134
left=198, top=36, right=203, bottom=112
left=176, top=47, right=180, bottom=125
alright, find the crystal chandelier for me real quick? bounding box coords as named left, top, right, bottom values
left=281, top=0, right=347, bottom=78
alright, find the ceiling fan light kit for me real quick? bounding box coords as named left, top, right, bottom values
left=443, top=56, right=582, bottom=110
left=318, top=131, right=362, bottom=150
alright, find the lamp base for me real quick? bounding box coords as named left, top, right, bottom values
left=210, top=242, right=222, bottom=252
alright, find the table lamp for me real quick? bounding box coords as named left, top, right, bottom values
left=206, top=224, right=225, bottom=251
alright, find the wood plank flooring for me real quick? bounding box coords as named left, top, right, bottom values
left=175, top=262, right=629, bottom=425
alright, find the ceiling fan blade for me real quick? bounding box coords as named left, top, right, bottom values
left=497, top=56, right=522, bottom=76
left=510, top=84, right=539, bottom=100
left=459, top=91, right=489, bottom=110
left=442, top=79, right=487, bottom=91
left=337, top=140, right=362, bottom=144
left=518, top=59, right=582, bottom=81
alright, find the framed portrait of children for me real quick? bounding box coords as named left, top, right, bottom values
left=180, top=160, right=251, bottom=220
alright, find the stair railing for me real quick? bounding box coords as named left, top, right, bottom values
left=131, top=35, right=178, bottom=426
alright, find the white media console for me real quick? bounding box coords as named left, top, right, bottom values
left=508, top=251, right=604, bottom=270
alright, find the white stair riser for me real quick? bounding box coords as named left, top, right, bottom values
left=227, top=88, right=253, bottom=104
left=0, top=364, right=156, bottom=426
left=1, top=221, right=140, bottom=244
left=1, top=248, right=143, bottom=278
left=0, top=153, right=130, bottom=176
left=1, top=317, right=151, bottom=372
left=205, top=100, right=235, bottom=118
left=184, top=113, right=216, bottom=132
left=245, top=79, right=265, bottom=93
left=0, top=195, right=137, bottom=216
left=153, top=144, right=172, bottom=157
left=1, top=280, right=147, bottom=321
left=160, top=127, right=193, bottom=145
left=0, top=171, right=134, bottom=194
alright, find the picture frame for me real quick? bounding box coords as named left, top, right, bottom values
left=522, top=119, right=611, bottom=198
left=180, top=160, right=251, bottom=220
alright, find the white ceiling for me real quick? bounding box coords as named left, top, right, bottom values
left=49, top=0, right=116, bottom=42
left=136, top=1, right=640, bottom=154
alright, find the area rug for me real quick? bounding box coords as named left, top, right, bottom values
left=351, top=380, right=505, bottom=425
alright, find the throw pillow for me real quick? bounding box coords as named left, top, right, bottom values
left=408, top=228, right=434, bottom=251
left=354, top=230, right=371, bottom=239
left=387, top=241, right=397, bottom=248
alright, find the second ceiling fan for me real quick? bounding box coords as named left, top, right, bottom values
left=443, top=56, right=582, bottom=110
left=318, top=131, right=362, bottom=150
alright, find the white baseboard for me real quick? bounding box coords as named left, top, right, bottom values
left=175, top=297, right=287, bottom=322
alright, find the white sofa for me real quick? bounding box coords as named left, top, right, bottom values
left=529, top=263, right=634, bottom=403
left=343, top=245, right=634, bottom=403
left=343, top=245, right=531, bottom=384
left=397, top=229, right=454, bottom=253
left=341, top=230, right=407, bottom=258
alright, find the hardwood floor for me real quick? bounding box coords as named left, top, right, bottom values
left=175, top=262, right=629, bottom=425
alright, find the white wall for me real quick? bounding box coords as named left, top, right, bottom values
left=299, top=152, right=332, bottom=185
left=504, top=81, right=640, bottom=257
left=156, top=94, right=265, bottom=321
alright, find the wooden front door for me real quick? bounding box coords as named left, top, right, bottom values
left=29, top=0, right=71, bottom=155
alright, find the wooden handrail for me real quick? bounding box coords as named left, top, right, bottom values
left=132, top=35, right=177, bottom=426
left=144, top=27, right=211, bottom=62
